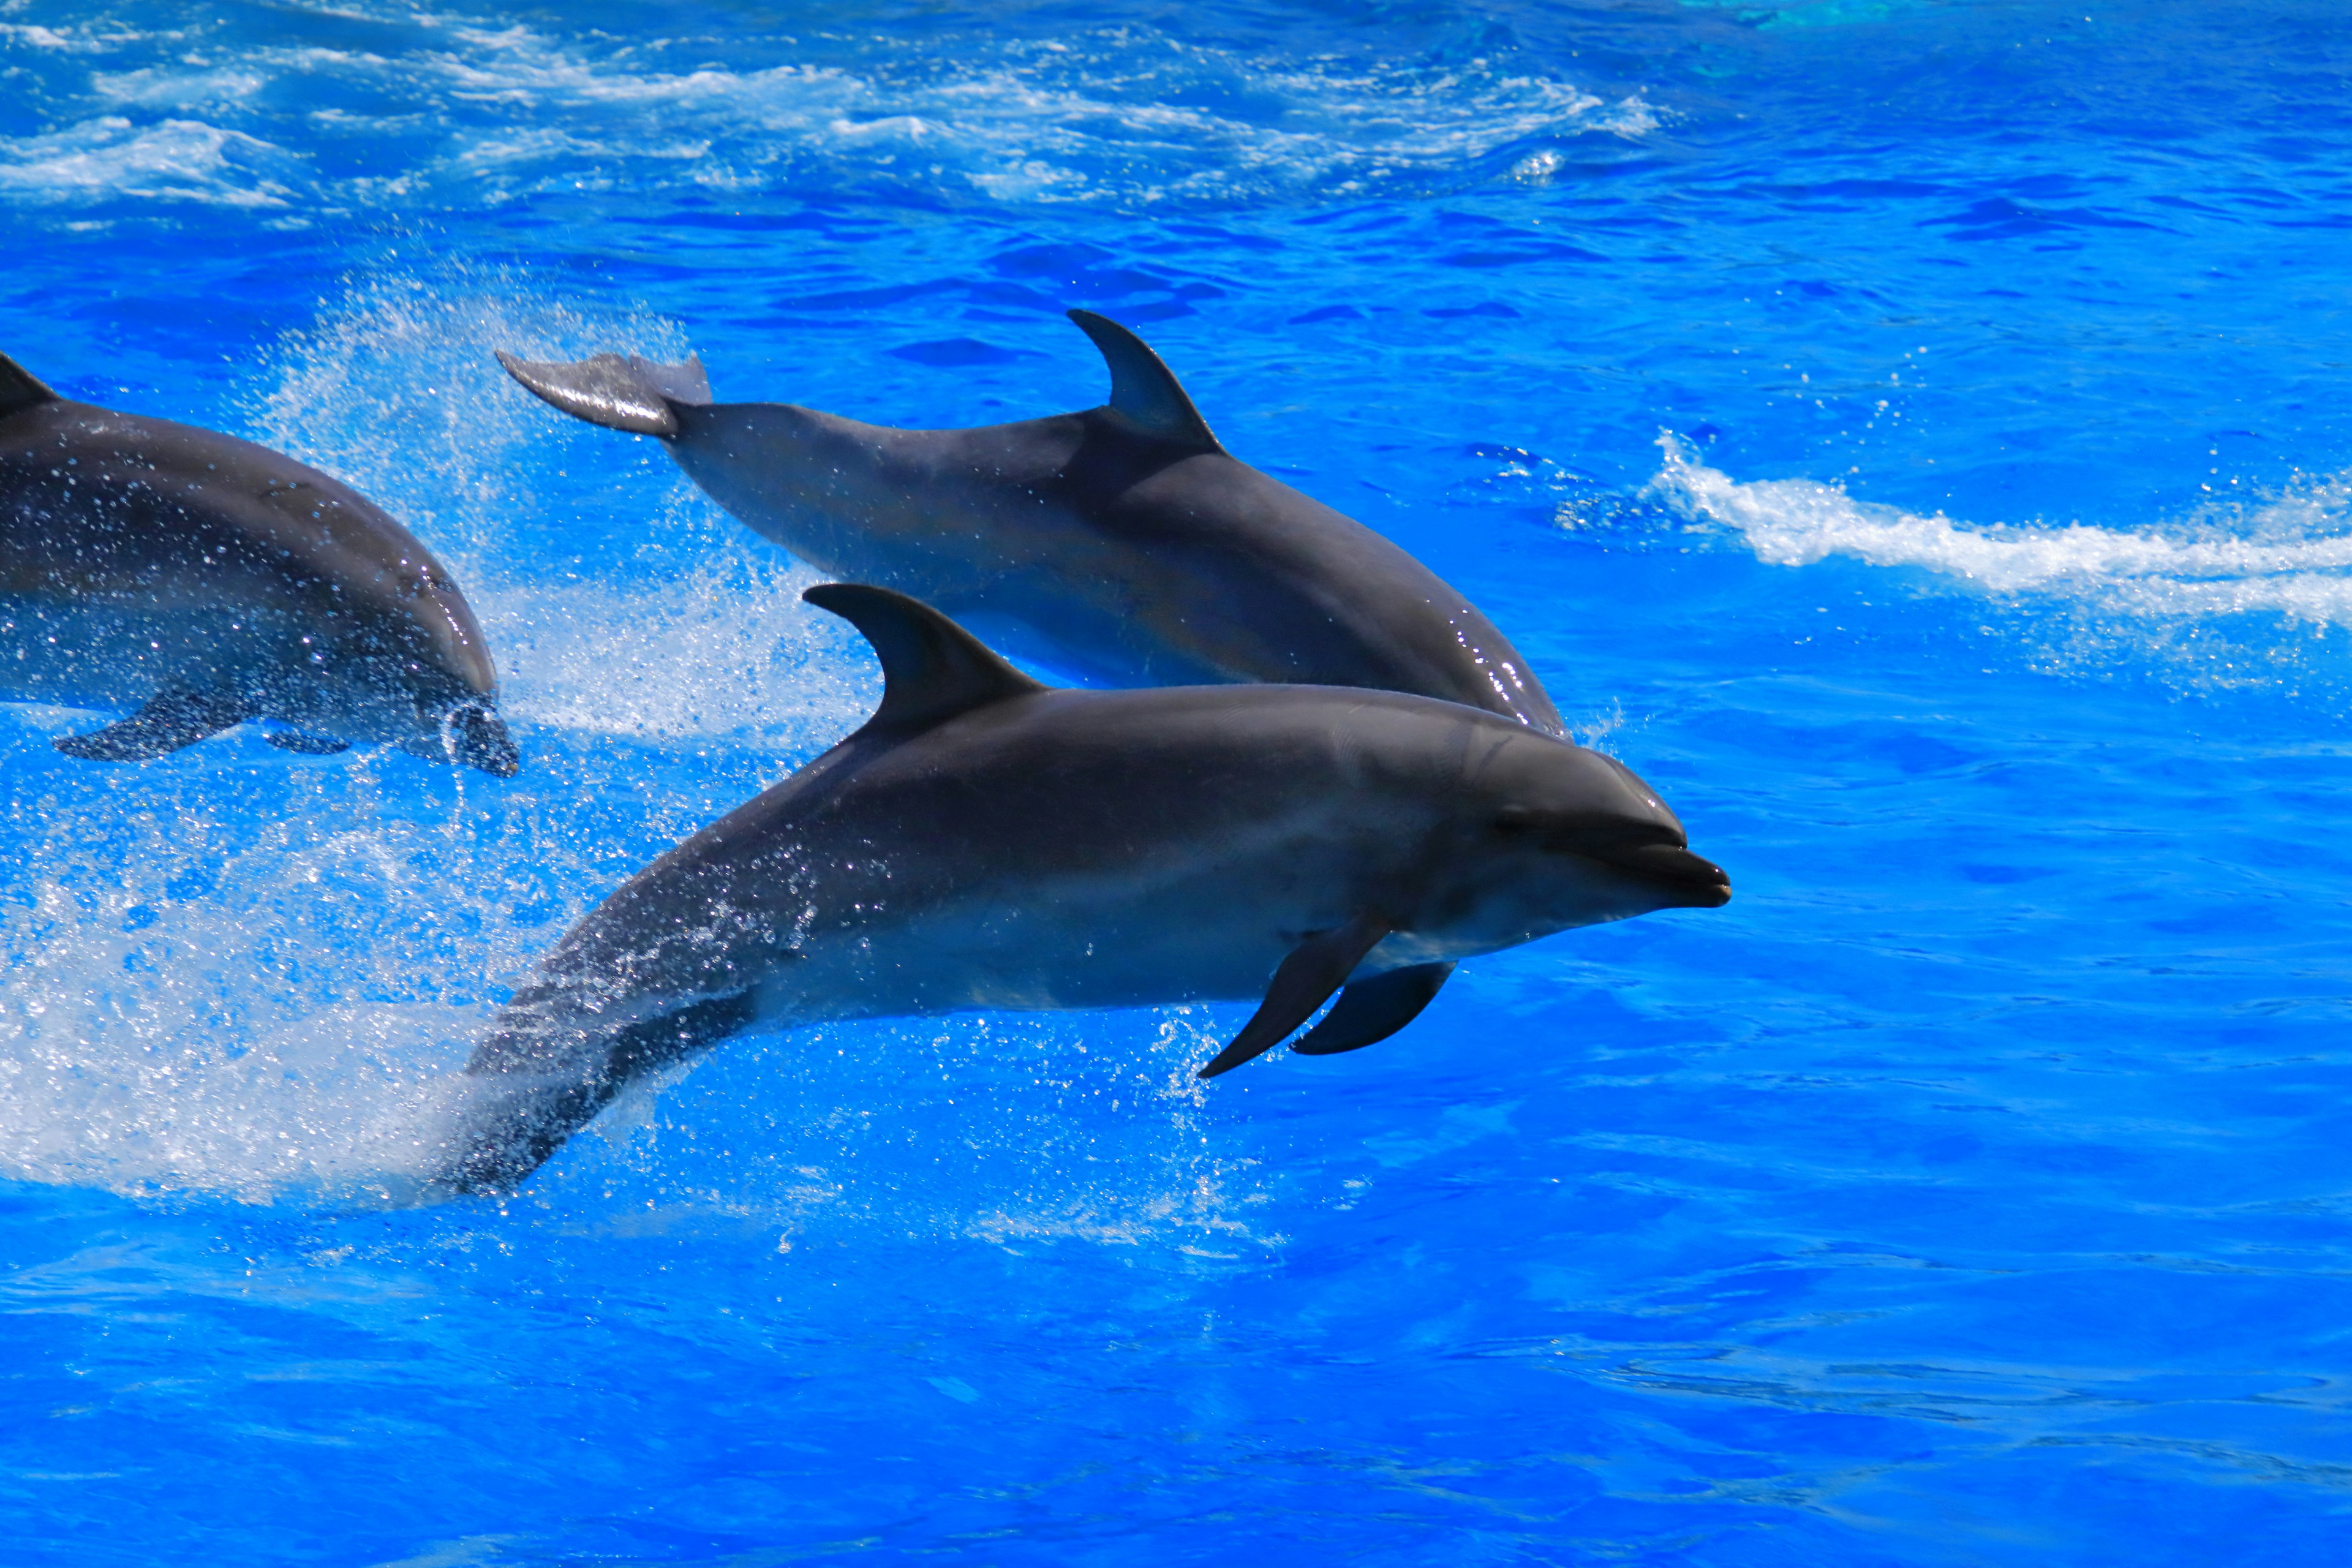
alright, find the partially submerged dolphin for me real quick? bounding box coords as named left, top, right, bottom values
left=438, top=584, right=1725, bottom=1193
left=0, top=352, right=518, bottom=774
left=497, top=311, right=1563, bottom=734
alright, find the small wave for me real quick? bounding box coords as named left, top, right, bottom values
left=93, top=64, right=270, bottom=110
left=1648, top=435, right=2352, bottom=629
left=1, top=6, right=1654, bottom=217
left=0, top=115, right=304, bottom=207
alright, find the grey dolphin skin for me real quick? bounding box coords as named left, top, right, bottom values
left=496, top=311, right=1563, bottom=734
left=0, top=351, right=518, bottom=774
left=438, top=584, right=1725, bottom=1193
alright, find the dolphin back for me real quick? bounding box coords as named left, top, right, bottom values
left=0, top=351, right=58, bottom=419
left=446, top=584, right=1052, bottom=1191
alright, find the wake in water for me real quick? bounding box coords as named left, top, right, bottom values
left=1652, top=436, right=2352, bottom=625
left=1644, top=435, right=2352, bottom=693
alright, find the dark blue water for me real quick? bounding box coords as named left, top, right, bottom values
left=6, top=2, right=2351, bottom=1561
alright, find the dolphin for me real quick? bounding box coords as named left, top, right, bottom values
left=0, top=350, right=518, bottom=774
left=437, top=584, right=1726, bottom=1193
left=496, top=311, right=1563, bottom=734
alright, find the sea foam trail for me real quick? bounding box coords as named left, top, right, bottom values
left=1649, top=437, right=2352, bottom=628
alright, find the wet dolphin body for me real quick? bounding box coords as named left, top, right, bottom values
left=438, top=584, right=1726, bottom=1193
left=0, top=351, right=518, bottom=774
left=497, top=311, right=1564, bottom=734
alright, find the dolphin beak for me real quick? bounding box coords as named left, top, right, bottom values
left=1596, top=843, right=1732, bottom=908
left=450, top=704, right=521, bottom=778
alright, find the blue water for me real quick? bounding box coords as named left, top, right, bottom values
left=6, top=1, right=2351, bottom=1561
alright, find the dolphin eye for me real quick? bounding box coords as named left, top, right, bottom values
left=1493, top=807, right=1543, bottom=835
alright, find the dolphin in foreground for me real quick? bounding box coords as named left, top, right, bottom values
left=496, top=310, right=1564, bottom=734
left=0, top=350, right=518, bottom=774
left=435, top=584, right=1725, bottom=1193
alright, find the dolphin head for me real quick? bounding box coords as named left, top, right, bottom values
left=375, top=582, right=519, bottom=777
left=280, top=575, right=519, bottom=778
left=1409, top=727, right=1728, bottom=951
left=405, top=587, right=514, bottom=775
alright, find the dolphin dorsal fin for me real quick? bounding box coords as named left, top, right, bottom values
left=1066, top=309, right=1222, bottom=452
left=0, top=352, right=59, bottom=419
left=804, top=583, right=1047, bottom=735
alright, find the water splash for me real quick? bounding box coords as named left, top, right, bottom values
left=0, top=264, right=1275, bottom=1246
left=252, top=270, right=880, bottom=747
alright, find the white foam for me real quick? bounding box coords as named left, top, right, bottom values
left=0, top=19, right=156, bottom=54
left=0, top=998, right=481, bottom=1207
left=1648, top=435, right=2352, bottom=628
left=92, top=66, right=269, bottom=110
left=0, top=756, right=554, bottom=1208
left=0, top=116, right=303, bottom=206
left=4, top=7, right=1654, bottom=213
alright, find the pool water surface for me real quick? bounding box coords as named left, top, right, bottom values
left=4, top=1, right=2351, bottom=1562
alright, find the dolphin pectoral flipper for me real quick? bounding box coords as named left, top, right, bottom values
left=0, top=351, right=58, bottom=418
left=1196, top=911, right=1393, bottom=1080
left=495, top=349, right=712, bottom=439
left=1291, top=961, right=1455, bottom=1057
left=53, top=688, right=249, bottom=761
left=1066, top=309, right=1222, bottom=452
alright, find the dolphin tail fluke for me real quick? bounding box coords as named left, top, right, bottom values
left=443, top=990, right=757, bottom=1193
left=53, top=688, right=247, bottom=762
left=435, top=1075, right=609, bottom=1196
left=1197, top=911, right=1392, bottom=1079
left=0, top=351, right=58, bottom=419
left=495, top=349, right=711, bottom=439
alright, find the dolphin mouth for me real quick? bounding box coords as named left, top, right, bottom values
left=1593, top=843, right=1732, bottom=908
left=448, top=704, right=521, bottom=777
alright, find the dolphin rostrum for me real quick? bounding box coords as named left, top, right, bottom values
left=438, top=584, right=1725, bottom=1193
left=496, top=311, right=1563, bottom=734
left=0, top=350, right=518, bottom=774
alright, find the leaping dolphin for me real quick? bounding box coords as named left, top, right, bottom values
left=437, top=584, right=1725, bottom=1193
left=0, top=350, right=518, bottom=774
left=496, top=311, right=1564, bottom=734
